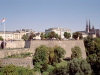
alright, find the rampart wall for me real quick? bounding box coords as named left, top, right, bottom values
left=0, top=40, right=86, bottom=58
left=30, top=40, right=86, bottom=58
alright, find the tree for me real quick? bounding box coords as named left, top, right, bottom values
left=68, top=58, right=92, bottom=75
left=33, top=45, right=49, bottom=72
left=28, top=32, right=36, bottom=41
left=64, top=32, right=71, bottom=39
left=84, top=37, right=100, bottom=75
left=0, top=36, right=3, bottom=41
left=53, top=46, right=66, bottom=63
left=40, top=33, right=45, bottom=40
left=71, top=46, right=82, bottom=59
left=51, top=61, right=68, bottom=75
left=45, top=31, right=59, bottom=40
left=22, top=33, right=35, bottom=41
left=33, top=45, right=66, bottom=74
left=72, top=32, right=83, bottom=40
left=22, top=34, right=29, bottom=41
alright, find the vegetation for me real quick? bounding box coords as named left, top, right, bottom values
left=72, top=32, right=83, bottom=40
left=22, top=33, right=35, bottom=41
left=40, top=33, right=45, bottom=40
left=5, top=52, right=32, bottom=58
left=71, top=46, right=82, bottom=59
left=33, top=45, right=92, bottom=75
left=33, top=45, right=66, bottom=73
left=40, top=31, right=61, bottom=40
left=0, top=36, right=3, bottom=41
left=64, top=32, right=71, bottom=39
left=1, top=36, right=100, bottom=75
left=22, top=34, right=29, bottom=41
left=0, top=65, right=35, bottom=75
left=84, top=36, right=100, bottom=75
left=68, top=58, right=92, bottom=75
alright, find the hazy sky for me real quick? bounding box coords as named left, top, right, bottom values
left=0, top=0, right=100, bottom=32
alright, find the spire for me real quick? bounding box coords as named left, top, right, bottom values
left=86, top=20, right=89, bottom=33
left=89, top=19, right=91, bottom=32
left=92, top=26, right=94, bottom=30
left=86, top=20, right=88, bottom=26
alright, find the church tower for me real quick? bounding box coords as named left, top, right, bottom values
left=86, top=20, right=89, bottom=33
left=89, top=20, right=91, bottom=32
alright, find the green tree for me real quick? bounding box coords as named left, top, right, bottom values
left=53, top=46, right=66, bottom=63
left=28, top=32, right=36, bottom=41
left=51, top=61, right=68, bottom=75
left=45, top=31, right=59, bottom=40
left=40, top=33, right=45, bottom=40
left=0, top=36, right=3, bottom=41
left=33, top=45, right=49, bottom=72
left=84, top=37, right=100, bottom=75
left=71, top=46, right=82, bottom=59
left=64, top=32, right=71, bottom=39
left=68, top=58, right=92, bottom=75
left=72, top=32, right=83, bottom=40
left=22, top=34, right=29, bottom=41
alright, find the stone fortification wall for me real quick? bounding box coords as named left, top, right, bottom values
left=0, top=40, right=86, bottom=58
left=6, top=41, right=25, bottom=48
left=0, top=58, right=33, bottom=69
left=0, top=48, right=31, bottom=58
left=30, top=40, right=86, bottom=58
left=0, top=41, right=25, bottom=49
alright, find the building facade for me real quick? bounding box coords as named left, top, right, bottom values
left=0, top=29, right=33, bottom=41
left=45, top=27, right=71, bottom=39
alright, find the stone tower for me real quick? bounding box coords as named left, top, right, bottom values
left=86, top=20, right=89, bottom=33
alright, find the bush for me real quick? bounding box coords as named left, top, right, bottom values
left=71, top=46, right=82, bottom=59
left=68, top=58, right=92, bottom=75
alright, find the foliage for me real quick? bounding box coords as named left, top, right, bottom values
left=0, top=65, right=35, bottom=75
left=84, top=37, right=100, bottom=75
left=28, top=33, right=36, bottom=41
left=53, top=46, right=66, bottom=63
left=40, top=33, right=45, bottom=40
left=71, top=46, right=82, bottom=59
left=0, top=36, right=3, bottom=41
left=33, top=45, right=49, bottom=72
left=45, top=31, right=60, bottom=40
left=22, top=33, right=35, bottom=41
left=6, top=52, right=32, bottom=58
left=68, top=58, right=92, bottom=75
left=51, top=61, right=68, bottom=75
left=64, top=32, right=71, bottom=39
left=33, top=45, right=66, bottom=73
left=72, top=32, right=83, bottom=40
left=22, top=34, right=29, bottom=41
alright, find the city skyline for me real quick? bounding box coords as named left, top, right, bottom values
left=0, top=0, right=100, bottom=32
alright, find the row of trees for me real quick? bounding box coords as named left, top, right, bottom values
left=40, top=31, right=82, bottom=40
left=33, top=45, right=92, bottom=75
left=0, top=31, right=83, bottom=41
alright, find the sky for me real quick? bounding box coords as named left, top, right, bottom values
left=0, top=0, right=100, bottom=32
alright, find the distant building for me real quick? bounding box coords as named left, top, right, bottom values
left=45, top=27, right=71, bottom=39
left=0, top=29, right=34, bottom=41
left=33, top=32, right=41, bottom=40
left=78, top=20, right=100, bottom=38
